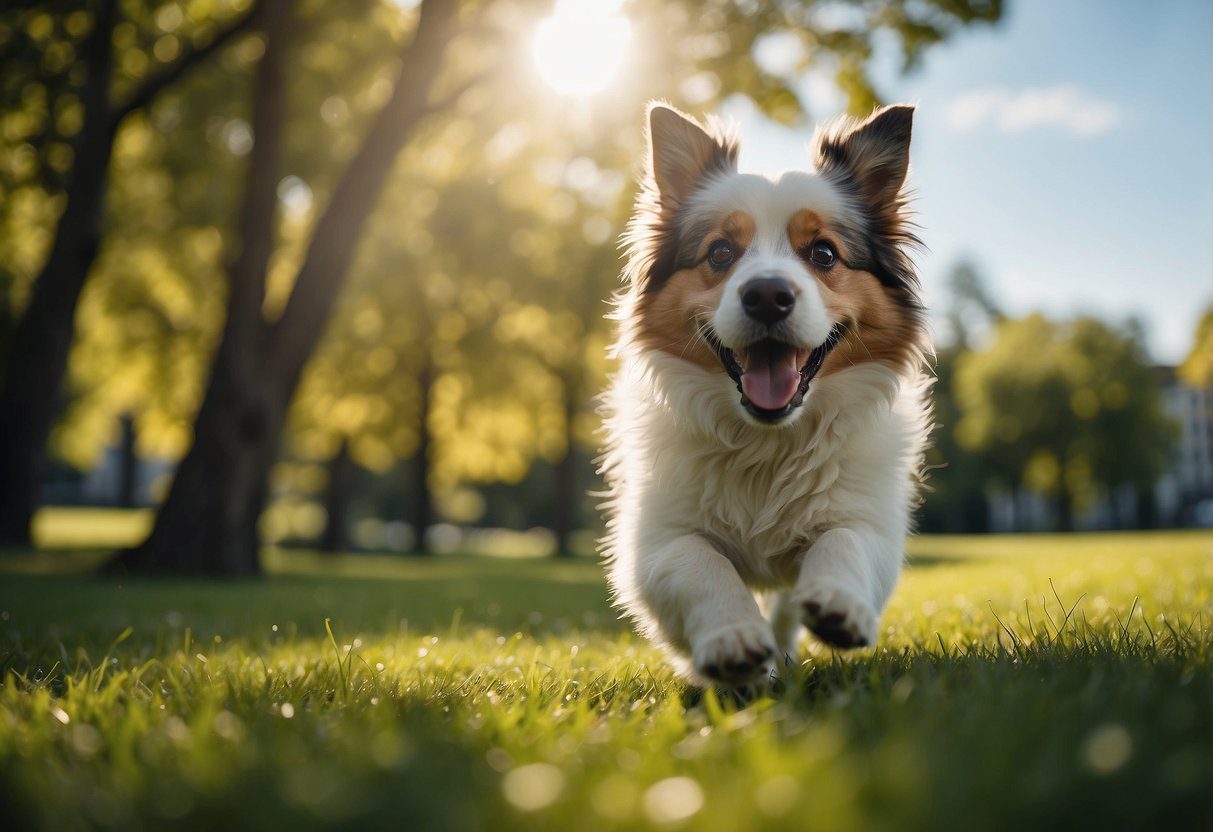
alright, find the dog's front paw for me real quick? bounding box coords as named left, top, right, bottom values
left=794, top=584, right=878, bottom=649
left=691, top=621, right=777, bottom=686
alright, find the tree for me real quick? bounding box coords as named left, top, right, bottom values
left=954, top=314, right=1173, bottom=530
left=46, top=0, right=410, bottom=538
left=109, top=0, right=460, bottom=575
left=319, top=437, right=353, bottom=553
left=1181, top=307, right=1213, bottom=388
left=0, top=0, right=263, bottom=544
left=944, top=258, right=1002, bottom=349
left=919, top=261, right=1002, bottom=533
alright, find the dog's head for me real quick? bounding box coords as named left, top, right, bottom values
left=621, top=103, right=926, bottom=426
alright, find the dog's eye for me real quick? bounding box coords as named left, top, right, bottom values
left=806, top=241, right=837, bottom=268
left=707, top=240, right=736, bottom=270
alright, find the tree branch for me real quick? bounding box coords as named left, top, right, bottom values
left=265, top=0, right=458, bottom=381
left=422, top=67, right=491, bottom=119
left=108, top=0, right=265, bottom=131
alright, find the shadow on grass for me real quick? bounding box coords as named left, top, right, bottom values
left=0, top=553, right=623, bottom=668
left=902, top=553, right=972, bottom=569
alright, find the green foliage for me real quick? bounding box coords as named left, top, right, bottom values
left=919, top=342, right=990, bottom=532
left=0, top=527, right=1210, bottom=829
left=954, top=314, right=1174, bottom=517
left=919, top=262, right=1003, bottom=532
left=0, top=0, right=258, bottom=334
left=1181, top=307, right=1213, bottom=389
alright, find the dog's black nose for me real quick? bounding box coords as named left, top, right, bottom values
left=740, top=277, right=796, bottom=325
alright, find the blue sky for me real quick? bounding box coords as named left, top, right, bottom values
left=723, top=0, right=1212, bottom=364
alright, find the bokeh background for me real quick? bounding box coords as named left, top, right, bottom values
left=1, top=0, right=1210, bottom=574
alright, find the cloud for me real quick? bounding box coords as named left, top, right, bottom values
left=944, top=84, right=1125, bottom=137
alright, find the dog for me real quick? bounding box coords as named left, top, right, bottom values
left=599, top=102, right=931, bottom=685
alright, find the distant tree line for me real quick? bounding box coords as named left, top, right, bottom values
left=920, top=262, right=1183, bottom=534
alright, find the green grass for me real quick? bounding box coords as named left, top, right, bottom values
left=1, top=528, right=1211, bottom=831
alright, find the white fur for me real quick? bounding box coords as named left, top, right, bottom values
left=599, top=344, right=931, bottom=684
left=693, top=173, right=847, bottom=366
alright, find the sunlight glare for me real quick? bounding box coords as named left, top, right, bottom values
left=532, top=0, right=632, bottom=96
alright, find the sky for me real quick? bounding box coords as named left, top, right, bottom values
left=721, top=0, right=1213, bottom=364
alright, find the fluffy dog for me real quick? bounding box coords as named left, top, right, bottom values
left=599, top=103, right=931, bottom=685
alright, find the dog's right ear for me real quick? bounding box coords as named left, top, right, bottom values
left=646, top=103, right=738, bottom=208
left=812, top=105, right=914, bottom=219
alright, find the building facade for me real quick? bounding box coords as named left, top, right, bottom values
left=1155, top=366, right=1213, bottom=526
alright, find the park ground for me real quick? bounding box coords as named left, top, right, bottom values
left=0, top=513, right=1210, bottom=830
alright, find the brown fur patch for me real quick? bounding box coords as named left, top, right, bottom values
left=700, top=210, right=755, bottom=260
left=635, top=212, right=755, bottom=371
left=635, top=267, right=725, bottom=372
left=817, top=269, right=921, bottom=376
left=785, top=209, right=826, bottom=254
left=786, top=209, right=920, bottom=376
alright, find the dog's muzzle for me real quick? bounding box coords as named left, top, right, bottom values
left=706, top=324, right=845, bottom=423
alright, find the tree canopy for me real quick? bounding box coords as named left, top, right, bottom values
left=954, top=313, right=1173, bottom=529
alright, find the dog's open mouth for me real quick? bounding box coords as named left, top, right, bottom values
left=709, top=325, right=845, bottom=422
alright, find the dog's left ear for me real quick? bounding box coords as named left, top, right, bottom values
left=813, top=105, right=914, bottom=212
left=646, top=103, right=738, bottom=209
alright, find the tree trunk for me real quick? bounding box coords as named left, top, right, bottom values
left=551, top=380, right=579, bottom=558
left=112, top=0, right=455, bottom=575
left=1136, top=484, right=1158, bottom=530
left=106, top=0, right=291, bottom=576
left=1055, top=486, right=1074, bottom=533
left=117, top=414, right=138, bottom=507
left=0, top=2, right=261, bottom=547
left=114, top=371, right=286, bottom=575
left=320, top=438, right=352, bottom=553
left=0, top=0, right=118, bottom=545
left=411, top=357, right=434, bottom=555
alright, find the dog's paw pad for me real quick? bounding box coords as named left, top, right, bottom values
left=795, top=585, right=878, bottom=650
left=692, top=622, right=777, bottom=686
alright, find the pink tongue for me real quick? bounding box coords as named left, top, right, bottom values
left=741, top=344, right=801, bottom=411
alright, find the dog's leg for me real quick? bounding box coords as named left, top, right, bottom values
left=791, top=527, right=902, bottom=649
left=765, top=590, right=804, bottom=666
left=638, top=534, right=776, bottom=685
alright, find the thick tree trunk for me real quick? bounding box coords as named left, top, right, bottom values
left=115, top=369, right=286, bottom=575
left=320, top=438, right=352, bottom=553
left=107, top=0, right=291, bottom=576
left=0, top=0, right=118, bottom=545
left=113, top=0, right=455, bottom=575
left=117, top=414, right=138, bottom=507
left=411, top=358, right=434, bottom=555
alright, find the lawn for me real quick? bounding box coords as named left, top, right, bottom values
left=1, top=523, right=1210, bottom=831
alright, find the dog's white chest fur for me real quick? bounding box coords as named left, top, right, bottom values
left=600, top=351, right=930, bottom=680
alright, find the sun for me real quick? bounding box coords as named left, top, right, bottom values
left=532, top=0, right=632, bottom=96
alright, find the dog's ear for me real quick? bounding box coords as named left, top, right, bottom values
left=646, top=103, right=737, bottom=208
left=625, top=104, right=737, bottom=293
left=813, top=105, right=914, bottom=212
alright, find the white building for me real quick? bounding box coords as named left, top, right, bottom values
left=1155, top=367, right=1213, bottom=525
